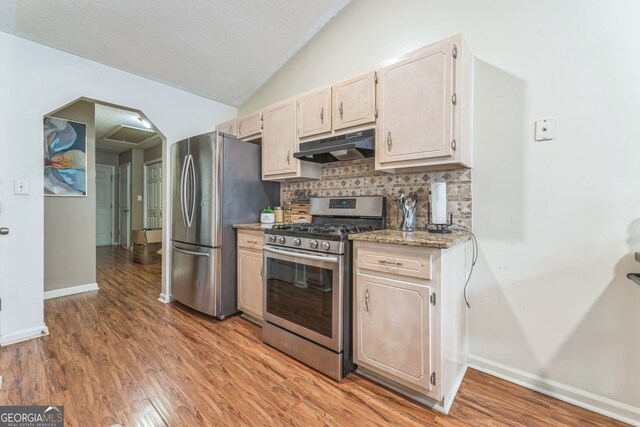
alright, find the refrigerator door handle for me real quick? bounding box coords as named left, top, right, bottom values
left=172, top=245, right=211, bottom=257
left=180, top=154, right=189, bottom=227
left=186, top=154, right=196, bottom=227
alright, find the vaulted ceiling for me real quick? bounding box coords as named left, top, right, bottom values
left=0, top=0, right=350, bottom=106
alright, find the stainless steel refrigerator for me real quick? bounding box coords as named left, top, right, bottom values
left=171, top=132, right=279, bottom=319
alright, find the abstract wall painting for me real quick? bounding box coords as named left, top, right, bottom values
left=44, top=117, right=87, bottom=196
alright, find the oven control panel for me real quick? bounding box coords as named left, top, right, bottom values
left=264, top=234, right=344, bottom=255
left=329, top=198, right=356, bottom=209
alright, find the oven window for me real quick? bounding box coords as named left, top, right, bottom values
left=266, top=257, right=334, bottom=338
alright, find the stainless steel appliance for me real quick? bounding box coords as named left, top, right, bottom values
left=293, top=129, right=375, bottom=163
left=171, top=132, right=279, bottom=319
left=262, top=196, right=385, bottom=380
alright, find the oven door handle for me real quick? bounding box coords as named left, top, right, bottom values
left=263, top=246, right=340, bottom=264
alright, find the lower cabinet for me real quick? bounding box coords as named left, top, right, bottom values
left=355, top=273, right=437, bottom=398
left=237, top=230, right=265, bottom=322
left=353, top=240, right=467, bottom=414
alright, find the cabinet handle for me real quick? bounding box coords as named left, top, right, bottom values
left=320, top=107, right=324, bottom=124
left=247, top=240, right=258, bottom=244
left=260, top=267, right=263, bottom=278
left=238, top=122, right=242, bottom=134
left=386, top=132, right=392, bottom=151
left=339, top=102, right=344, bottom=120
left=365, top=289, right=370, bottom=312
left=287, top=151, right=291, bottom=165
left=378, top=259, right=402, bottom=266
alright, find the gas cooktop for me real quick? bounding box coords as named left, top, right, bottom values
left=268, top=223, right=377, bottom=239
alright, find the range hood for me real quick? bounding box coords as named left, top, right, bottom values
left=293, top=129, right=375, bottom=163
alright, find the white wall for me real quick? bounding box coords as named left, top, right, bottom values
left=0, top=31, right=236, bottom=345
left=240, top=0, right=640, bottom=423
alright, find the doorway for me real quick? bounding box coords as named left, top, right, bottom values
left=144, top=160, right=163, bottom=229
left=96, top=164, right=115, bottom=246
left=43, top=98, right=167, bottom=311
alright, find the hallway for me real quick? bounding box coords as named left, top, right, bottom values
left=0, top=247, right=625, bottom=426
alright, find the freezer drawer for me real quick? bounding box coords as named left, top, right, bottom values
left=170, top=242, right=221, bottom=316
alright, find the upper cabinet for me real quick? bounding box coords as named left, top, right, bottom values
left=262, top=99, right=321, bottom=181
left=297, top=87, right=332, bottom=138
left=237, top=112, right=262, bottom=141
left=236, top=34, right=472, bottom=179
left=333, top=72, right=377, bottom=131
left=296, top=72, right=377, bottom=140
left=215, top=119, right=236, bottom=136
left=376, top=35, right=472, bottom=171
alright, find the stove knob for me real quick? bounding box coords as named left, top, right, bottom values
left=268, top=235, right=276, bottom=243
left=310, top=240, right=319, bottom=249
left=321, top=241, right=331, bottom=251
left=277, top=236, right=286, bottom=244
left=293, top=238, right=301, bottom=246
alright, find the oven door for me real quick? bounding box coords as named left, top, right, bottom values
left=263, top=245, right=343, bottom=352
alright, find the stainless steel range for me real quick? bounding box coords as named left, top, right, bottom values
left=262, top=196, right=385, bottom=380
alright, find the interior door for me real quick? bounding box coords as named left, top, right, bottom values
left=118, top=163, right=131, bottom=249
left=96, top=164, right=114, bottom=246
left=144, top=161, right=162, bottom=229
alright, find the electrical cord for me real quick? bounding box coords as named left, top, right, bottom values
left=448, top=224, right=478, bottom=309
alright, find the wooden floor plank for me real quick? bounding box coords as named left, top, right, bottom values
left=0, top=246, right=628, bottom=426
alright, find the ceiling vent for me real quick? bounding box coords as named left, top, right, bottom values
left=104, top=124, right=156, bottom=144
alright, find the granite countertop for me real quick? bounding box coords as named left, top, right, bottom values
left=349, top=229, right=470, bottom=249
left=233, top=223, right=274, bottom=231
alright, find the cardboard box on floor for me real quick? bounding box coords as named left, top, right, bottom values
left=132, top=229, right=162, bottom=265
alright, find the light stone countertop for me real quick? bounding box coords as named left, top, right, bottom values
left=233, top=223, right=274, bottom=231
left=348, top=229, right=470, bottom=249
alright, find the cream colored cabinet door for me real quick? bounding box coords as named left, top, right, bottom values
left=377, top=40, right=454, bottom=168
left=237, top=112, right=262, bottom=140
left=237, top=248, right=264, bottom=321
left=355, top=273, right=437, bottom=398
left=216, top=119, right=237, bottom=136
left=332, top=72, right=377, bottom=131
left=262, top=100, right=298, bottom=178
left=297, top=88, right=331, bottom=138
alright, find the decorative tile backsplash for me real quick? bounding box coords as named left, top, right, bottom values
left=281, top=158, right=472, bottom=229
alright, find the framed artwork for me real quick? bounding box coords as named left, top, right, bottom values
left=44, top=117, right=87, bottom=196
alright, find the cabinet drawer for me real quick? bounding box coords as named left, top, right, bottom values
left=237, top=230, right=264, bottom=250
left=356, top=247, right=431, bottom=280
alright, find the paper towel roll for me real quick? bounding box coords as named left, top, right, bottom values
left=430, top=182, right=447, bottom=224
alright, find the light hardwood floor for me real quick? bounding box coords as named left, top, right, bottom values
left=0, top=247, right=627, bottom=426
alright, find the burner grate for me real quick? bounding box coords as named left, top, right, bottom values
left=270, top=223, right=376, bottom=236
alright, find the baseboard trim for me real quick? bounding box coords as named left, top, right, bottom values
left=158, top=293, right=174, bottom=304
left=468, top=355, right=640, bottom=426
left=0, top=325, right=49, bottom=346
left=44, top=283, right=99, bottom=300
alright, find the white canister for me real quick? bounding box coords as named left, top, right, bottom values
left=260, top=212, right=275, bottom=224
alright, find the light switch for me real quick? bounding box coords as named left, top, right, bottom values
left=13, top=179, right=29, bottom=195
left=137, top=195, right=143, bottom=202
left=535, top=118, right=556, bottom=141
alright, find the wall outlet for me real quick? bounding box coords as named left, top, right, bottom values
left=137, top=195, right=143, bottom=202
left=13, top=179, right=29, bottom=195
left=535, top=118, right=556, bottom=141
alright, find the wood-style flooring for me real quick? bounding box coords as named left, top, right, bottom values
left=0, top=246, right=627, bottom=426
